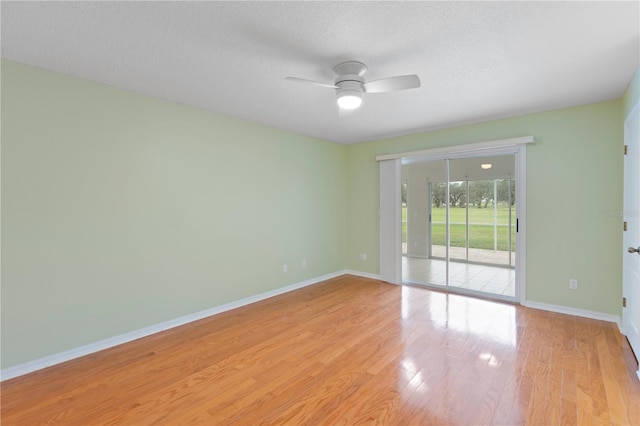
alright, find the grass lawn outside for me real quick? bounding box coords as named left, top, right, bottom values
left=431, top=223, right=515, bottom=251
left=431, top=205, right=515, bottom=225
left=402, top=205, right=516, bottom=251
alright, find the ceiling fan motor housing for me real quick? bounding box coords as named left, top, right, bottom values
left=334, top=61, right=367, bottom=97
left=336, top=79, right=364, bottom=97
left=333, top=61, right=367, bottom=77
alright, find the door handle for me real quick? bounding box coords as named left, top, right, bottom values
left=629, top=246, right=640, bottom=254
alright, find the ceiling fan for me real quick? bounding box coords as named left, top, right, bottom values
left=285, top=61, right=421, bottom=111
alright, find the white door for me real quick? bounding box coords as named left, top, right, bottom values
left=623, top=101, right=640, bottom=380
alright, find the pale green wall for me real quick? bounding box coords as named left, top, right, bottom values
left=624, top=67, right=640, bottom=117
left=1, top=58, right=634, bottom=370
left=347, top=101, right=624, bottom=315
left=1, top=60, right=347, bottom=369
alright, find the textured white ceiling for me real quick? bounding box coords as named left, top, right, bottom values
left=2, top=1, right=638, bottom=144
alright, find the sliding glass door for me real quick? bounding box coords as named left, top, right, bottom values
left=402, top=154, right=517, bottom=302
left=402, top=159, right=447, bottom=288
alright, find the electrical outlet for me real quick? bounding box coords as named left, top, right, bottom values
left=283, top=264, right=288, bottom=273
left=302, top=259, right=307, bottom=268
left=359, top=253, right=367, bottom=261
left=569, top=279, right=578, bottom=290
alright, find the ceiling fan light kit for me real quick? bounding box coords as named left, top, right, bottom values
left=336, top=81, right=364, bottom=110
left=286, top=60, right=420, bottom=112
left=337, top=92, right=362, bottom=110
left=333, top=62, right=366, bottom=109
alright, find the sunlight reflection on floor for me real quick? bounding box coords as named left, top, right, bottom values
left=401, top=285, right=517, bottom=347
left=398, top=284, right=518, bottom=422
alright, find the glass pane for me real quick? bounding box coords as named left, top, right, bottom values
left=468, top=179, right=506, bottom=264
left=448, top=181, right=467, bottom=262
left=448, top=155, right=516, bottom=298
left=495, top=178, right=517, bottom=267
left=401, top=160, right=446, bottom=288
left=430, top=181, right=446, bottom=259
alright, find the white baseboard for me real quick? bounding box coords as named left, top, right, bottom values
left=345, top=269, right=381, bottom=280
left=524, top=300, right=622, bottom=330
left=4, top=273, right=622, bottom=382
left=0, top=270, right=346, bottom=382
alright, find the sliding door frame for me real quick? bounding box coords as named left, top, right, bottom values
left=378, top=136, right=531, bottom=304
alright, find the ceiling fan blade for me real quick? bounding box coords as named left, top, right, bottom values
left=364, top=74, right=421, bottom=93
left=285, top=77, right=338, bottom=89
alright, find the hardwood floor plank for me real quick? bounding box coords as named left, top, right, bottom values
left=525, top=344, right=551, bottom=425
left=490, top=353, right=527, bottom=424
left=508, top=329, right=539, bottom=424
left=598, top=326, right=628, bottom=425
left=560, top=365, right=578, bottom=426
left=2, top=275, right=639, bottom=425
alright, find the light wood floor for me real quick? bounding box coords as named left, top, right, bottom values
left=2, top=275, right=639, bottom=425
